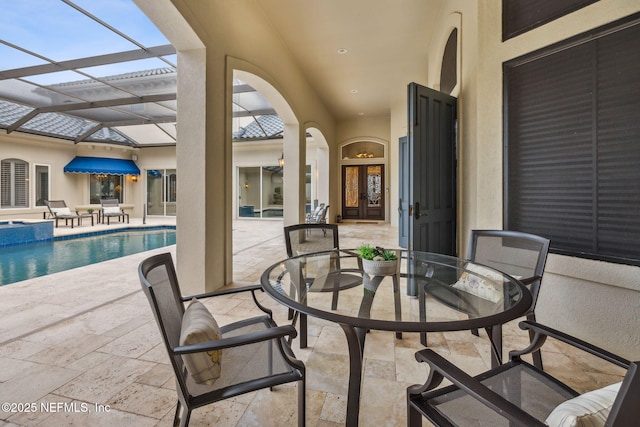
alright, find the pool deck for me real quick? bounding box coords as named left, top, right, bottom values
left=0, top=218, right=625, bottom=426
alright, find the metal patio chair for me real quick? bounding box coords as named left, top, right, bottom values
left=283, top=223, right=362, bottom=348
left=100, top=198, right=129, bottom=224
left=408, top=320, right=639, bottom=427
left=422, top=230, right=550, bottom=369
left=305, top=203, right=325, bottom=224
left=305, top=204, right=329, bottom=225
left=467, top=230, right=550, bottom=368
left=139, top=252, right=306, bottom=427
left=44, top=200, right=94, bottom=228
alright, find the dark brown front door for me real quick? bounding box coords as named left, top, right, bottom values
left=342, top=164, right=384, bottom=221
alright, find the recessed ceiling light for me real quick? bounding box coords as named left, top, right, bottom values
left=350, top=89, right=358, bottom=94
left=358, top=112, right=365, bottom=116
left=337, top=48, right=348, bottom=54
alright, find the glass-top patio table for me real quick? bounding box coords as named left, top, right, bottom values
left=261, top=249, right=532, bottom=427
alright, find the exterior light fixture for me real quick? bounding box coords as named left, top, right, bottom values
left=278, top=152, right=284, bottom=168
left=132, top=175, right=138, bottom=182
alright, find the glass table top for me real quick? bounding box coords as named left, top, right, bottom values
left=261, top=249, right=533, bottom=332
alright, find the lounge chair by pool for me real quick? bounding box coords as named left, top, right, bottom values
left=45, top=200, right=94, bottom=228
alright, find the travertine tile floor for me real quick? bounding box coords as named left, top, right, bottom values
left=0, top=219, right=625, bottom=426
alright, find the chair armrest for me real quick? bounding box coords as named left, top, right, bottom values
left=519, top=275, right=541, bottom=286
left=410, top=348, right=547, bottom=426
left=513, top=321, right=630, bottom=369
left=181, top=284, right=263, bottom=301
left=174, top=324, right=297, bottom=354
left=182, top=284, right=273, bottom=317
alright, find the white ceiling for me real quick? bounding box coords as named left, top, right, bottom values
left=256, top=0, right=444, bottom=120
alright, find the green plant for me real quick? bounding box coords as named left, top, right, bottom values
left=355, top=244, right=397, bottom=261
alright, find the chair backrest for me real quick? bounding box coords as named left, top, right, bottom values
left=468, top=230, right=550, bottom=311
left=284, top=223, right=339, bottom=257
left=311, top=203, right=325, bottom=217
left=45, top=200, right=68, bottom=210
left=317, top=205, right=329, bottom=222
left=44, top=200, right=72, bottom=217
left=100, top=198, right=120, bottom=208
left=138, top=252, right=190, bottom=400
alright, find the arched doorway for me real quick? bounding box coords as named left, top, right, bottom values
left=340, top=140, right=386, bottom=221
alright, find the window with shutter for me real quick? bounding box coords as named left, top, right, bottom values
left=1, top=158, right=29, bottom=208
left=504, top=13, right=640, bottom=266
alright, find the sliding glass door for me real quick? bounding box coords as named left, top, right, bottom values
left=238, top=166, right=283, bottom=218
left=146, top=169, right=176, bottom=216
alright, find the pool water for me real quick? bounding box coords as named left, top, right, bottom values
left=0, top=228, right=176, bottom=286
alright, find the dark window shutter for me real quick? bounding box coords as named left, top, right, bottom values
left=594, top=25, right=640, bottom=261
left=505, top=15, right=640, bottom=265
left=503, top=0, right=600, bottom=41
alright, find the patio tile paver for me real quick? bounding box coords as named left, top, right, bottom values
left=0, top=218, right=626, bottom=426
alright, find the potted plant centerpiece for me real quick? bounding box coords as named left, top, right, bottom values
left=355, top=244, right=398, bottom=276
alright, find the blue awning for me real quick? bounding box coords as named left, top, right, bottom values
left=64, top=156, right=140, bottom=176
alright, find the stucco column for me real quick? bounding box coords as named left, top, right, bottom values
left=283, top=123, right=304, bottom=226
left=178, top=48, right=229, bottom=293
left=316, top=144, right=330, bottom=210
left=175, top=48, right=209, bottom=295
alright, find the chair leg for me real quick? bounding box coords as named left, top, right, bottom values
left=299, top=313, right=308, bottom=348
left=407, top=400, right=423, bottom=427
left=288, top=310, right=307, bottom=348
left=179, top=406, right=191, bottom=427
left=486, top=324, right=503, bottom=368
left=527, top=312, right=543, bottom=369
left=173, top=401, right=181, bottom=426
left=298, top=378, right=306, bottom=427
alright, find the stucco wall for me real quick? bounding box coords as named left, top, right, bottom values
left=0, top=133, right=76, bottom=219
left=456, top=0, right=640, bottom=358
left=0, top=133, right=145, bottom=219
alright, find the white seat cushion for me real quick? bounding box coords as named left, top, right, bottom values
left=545, top=382, right=621, bottom=427
left=179, top=298, right=222, bottom=385
left=103, top=206, right=122, bottom=214
left=51, top=207, right=73, bottom=216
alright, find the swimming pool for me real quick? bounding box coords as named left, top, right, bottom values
left=0, top=227, right=176, bottom=286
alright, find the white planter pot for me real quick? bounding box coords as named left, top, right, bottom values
left=362, top=258, right=398, bottom=276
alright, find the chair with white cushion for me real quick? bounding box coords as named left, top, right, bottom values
left=45, top=200, right=94, bottom=228
left=421, top=229, right=550, bottom=368
left=467, top=230, right=550, bottom=368
left=100, top=198, right=129, bottom=224
left=139, top=252, right=305, bottom=427
left=305, top=203, right=325, bottom=223
left=407, top=320, right=639, bottom=427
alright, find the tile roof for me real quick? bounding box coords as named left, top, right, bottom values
left=233, top=114, right=284, bottom=140
left=49, top=68, right=177, bottom=88
left=0, top=99, right=134, bottom=144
